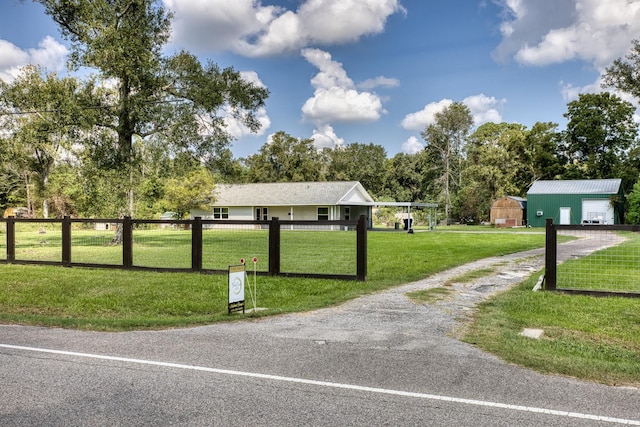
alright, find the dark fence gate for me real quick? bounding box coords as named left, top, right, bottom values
left=544, top=218, right=640, bottom=297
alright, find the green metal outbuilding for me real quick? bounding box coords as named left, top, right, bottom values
left=526, top=179, right=624, bottom=227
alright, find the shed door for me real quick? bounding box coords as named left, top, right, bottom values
left=582, top=199, right=613, bottom=224
left=559, top=207, right=571, bottom=225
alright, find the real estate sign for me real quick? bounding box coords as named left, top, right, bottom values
left=228, top=265, right=245, bottom=313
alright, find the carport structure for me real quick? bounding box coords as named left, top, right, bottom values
left=367, top=201, right=438, bottom=230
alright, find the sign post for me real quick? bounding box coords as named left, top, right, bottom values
left=228, top=264, right=245, bottom=314
left=250, top=257, right=258, bottom=312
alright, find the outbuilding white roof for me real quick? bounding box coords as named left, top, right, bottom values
left=528, top=179, right=621, bottom=195
left=212, top=181, right=375, bottom=207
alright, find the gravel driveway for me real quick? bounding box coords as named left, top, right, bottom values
left=250, top=230, right=625, bottom=347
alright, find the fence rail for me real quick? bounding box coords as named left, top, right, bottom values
left=544, top=218, right=640, bottom=297
left=0, top=215, right=368, bottom=281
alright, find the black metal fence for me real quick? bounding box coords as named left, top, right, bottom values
left=544, top=218, right=640, bottom=297
left=0, top=215, right=368, bottom=281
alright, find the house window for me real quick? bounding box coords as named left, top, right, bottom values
left=317, top=207, right=329, bottom=220
left=344, top=207, right=350, bottom=220
left=213, top=207, right=229, bottom=219
left=256, top=207, right=268, bottom=221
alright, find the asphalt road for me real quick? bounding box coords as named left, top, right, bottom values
left=1, top=236, right=638, bottom=426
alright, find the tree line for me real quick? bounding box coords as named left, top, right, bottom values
left=2, top=1, right=640, bottom=224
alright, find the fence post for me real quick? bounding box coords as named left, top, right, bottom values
left=6, top=216, right=15, bottom=263
left=357, top=215, right=367, bottom=281
left=269, top=217, right=280, bottom=276
left=545, top=218, right=557, bottom=290
left=123, top=216, right=133, bottom=268
left=192, top=217, right=202, bottom=272
left=62, top=216, right=71, bottom=266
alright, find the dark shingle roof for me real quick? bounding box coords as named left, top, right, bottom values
left=528, top=179, right=621, bottom=195
left=212, top=181, right=374, bottom=206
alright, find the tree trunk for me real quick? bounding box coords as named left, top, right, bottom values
left=24, top=173, right=34, bottom=218
left=110, top=222, right=124, bottom=245
left=42, top=172, right=50, bottom=219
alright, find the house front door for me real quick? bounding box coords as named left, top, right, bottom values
left=256, top=207, right=268, bottom=221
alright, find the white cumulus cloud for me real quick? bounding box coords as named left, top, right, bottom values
left=0, top=36, right=68, bottom=82
left=493, top=0, right=640, bottom=68
left=561, top=78, right=602, bottom=102
left=311, top=124, right=345, bottom=150
left=301, top=48, right=386, bottom=124
left=463, top=94, right=505, bottom=125
left=164, top=0, right=405, bottom=57
left=400, top=99, right=453, bottom=131
left=401, top=95, right=504, bottom=131
left=401, top=136, right=424, bottom=154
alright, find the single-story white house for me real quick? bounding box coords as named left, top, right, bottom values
left=191, top=181, right=437, bottom=229
left=191, top=181, right=373, bottom=226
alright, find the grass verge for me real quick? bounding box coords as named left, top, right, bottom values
left=462, top=273, right=640, bottom=387
left=0, top=229, right=545, bottom=330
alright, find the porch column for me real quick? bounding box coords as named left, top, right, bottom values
left=289, top=207, right=294, bottom=230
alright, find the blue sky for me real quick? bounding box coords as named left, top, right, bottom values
left=2, top=0, right=640, bottom=158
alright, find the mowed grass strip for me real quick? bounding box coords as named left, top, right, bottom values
left=462, top=273, right=640, bottom=386
left=0, top=229, right=545, bottom=330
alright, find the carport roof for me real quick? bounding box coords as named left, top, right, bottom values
left=528, top=179, right=621, bottom=195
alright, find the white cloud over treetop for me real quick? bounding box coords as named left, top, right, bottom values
left=0, top=36, right=67, bottom=82
left=301, top=48, right=387, bottom=124
left=401, top=99, right=453, bottom=131
left=401, top=94, right=505, bottom=131
left=164, top=0, right=405, bottom=56
left=464, top=94, right=505, bottom=125
left=401, top=136, right=424, bottom=154
left=311, top=124, right=345, bottom=150
left=494, top=0, right=640, bottom=67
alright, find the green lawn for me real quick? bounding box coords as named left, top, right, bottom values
left=0, top=229, right=546, bottom=330
left=462, top=273, right=640, bottom=386
left=7, top=227, right=356, bottom=274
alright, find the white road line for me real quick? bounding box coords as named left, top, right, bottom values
left=1, top=343, right=638, bottom=425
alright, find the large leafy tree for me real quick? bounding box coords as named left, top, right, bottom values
left=625, top=181, right=640, bottom=224
left=526, top=122, right=565, bottom=182
left=0, top=65, right=90, bottom=217
left=460, top=122, right=528, bottom=222
left=602, top=39, right=640, bottom=194
left=563, top=92, right=638, bottom=188
left=420, top=102, right=473, bottom=223
left=244, top=131, right=326, bottom=183
left=466, top=122, right=528, bottom=196
left=326, top=143, right=388, bottom=198
left=161, top=168, right=215, bottom=219
left=385, top=153, right=425, bottom=202
left=603, top=39, right=640, bottom=101
left=35, top=0, right=268, bottom=215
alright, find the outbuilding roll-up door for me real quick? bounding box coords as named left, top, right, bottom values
left=582, top=199, right=613, bottom=224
